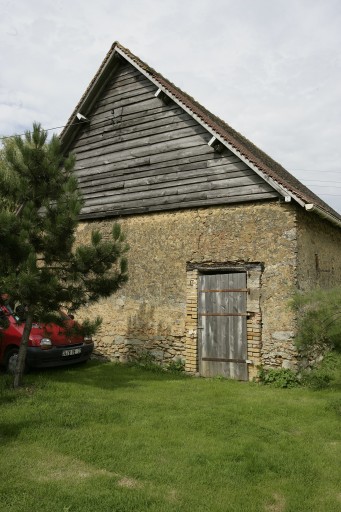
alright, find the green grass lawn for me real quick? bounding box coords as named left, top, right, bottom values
left=0, top=362, right=340, bottom=512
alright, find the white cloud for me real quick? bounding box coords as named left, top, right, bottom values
left=1, top=0, right=340, bottom=213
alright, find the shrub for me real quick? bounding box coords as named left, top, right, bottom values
left=167, top=358, right=185, bottom=372
left=131, top=350, right=164, bottom=372
left=291, top=287, right=341, bottom=351
left=301, top=351, right=341, bottom=390
left=258, top=366, right=299, bottom=388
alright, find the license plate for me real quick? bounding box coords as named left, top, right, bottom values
left=62, top=348, right=82, bottom=357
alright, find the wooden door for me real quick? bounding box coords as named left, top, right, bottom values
left=198, top=272, right=248, bottom=380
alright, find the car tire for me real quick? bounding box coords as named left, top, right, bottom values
left=5, top=348, right=19, bottom=374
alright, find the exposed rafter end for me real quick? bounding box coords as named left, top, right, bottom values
left=155, top=88, right=172, bottom=105
left=208, top=135, right=224, bottom=153
left=76, top=112, right=90, bottom=123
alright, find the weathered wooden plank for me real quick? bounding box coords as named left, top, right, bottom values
left=73, top=104, right=173, bottom=136
left=97, top=80, right=155, bottom=106
left=79, top=170, right=258, bottom=199
left=78, top=171, right=255, bottom=198
left=74, top=127, right=210, bottom=162
left=87, top=97, right=166, bottom=125
left=99, top=75, right=155, bottom=101
left=112, top=65, right=143, bottom=79
left=206, top=183, right=273, bottom=199
left=115, top=104, right=186, bottom=127
left=82, top=189, right=209, bottom=209
left=79, top=192, right=278, bottom=218
left=74, top=118, right=201, bottom=155
left=81, top=178, right=271, bottom=209
left=78, top=162, right=251, bottom=192
left=74, top=142, right=235, bottom=177
left=90, top=94, right=157, bottom=123
left=72, top=117, right=201, bottom=154
left=79, top=191, right=278, bottom=218
left=73, top=110, right=191, bottom=147
left=103, top=70, right=151, bottom=90
left=77, top=162, right=249, bottom=191
left=91, top=89, right=156, bottom=118
left=110, top=63, right=140, bottom=79
left=74, top=142, right=214, bottom=173
left=75, top=142, right=208, bottom=175
left=78, top=103, right=185, bottom=135
left=75, top=151, right=240, bottom=182
left=80, top=177, right=267, bottom=209
left=96, top=82, right=156, bottom=110
left=107, top=71, right=148, bottom=91
left=93, top=72, right=159, bottom=112
left=91, top=88, right=176, bottom=123
left=74, top=133, right=208, bottom=167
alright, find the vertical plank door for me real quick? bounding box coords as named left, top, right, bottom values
left=198, top=273, right=248, bottom=380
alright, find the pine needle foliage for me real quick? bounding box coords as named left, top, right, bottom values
left=0, top=123, right=129, bottom=387
left=292, top=287, right=341, bottom=351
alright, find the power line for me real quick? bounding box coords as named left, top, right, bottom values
left=0, top=116, right=117, bottom=141
left=0, top=121, right=85, bottom=141
left=1, top=125, right=341, bottom=185
left=291, top=169, right=341, bottom=174
left=302, top=179, right=341, bottom=185
left=318, top=193, right=341, bottom=197
left=308, top=187, right=341, bottom=190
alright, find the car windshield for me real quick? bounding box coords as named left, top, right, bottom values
left=7, top=305, right=21, bottom=323
left=0, top=305, right=20, bottom=325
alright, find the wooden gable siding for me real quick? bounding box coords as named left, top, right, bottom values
left=70, top=61, right=279, bottom=219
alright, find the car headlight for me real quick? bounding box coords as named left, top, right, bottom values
left=84, top=336, right=93, bottom=344
left=40, top=338, right=52, bottom=349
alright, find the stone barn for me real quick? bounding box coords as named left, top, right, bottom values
left=60, top=42, right=341, bottom=380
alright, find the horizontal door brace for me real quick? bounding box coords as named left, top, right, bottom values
left=199, top=288, right=249, bottom=293
left=199, top=313, right=248, bottom=317
left=202, top=357, right=248, bottom=364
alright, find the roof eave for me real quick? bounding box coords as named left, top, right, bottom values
left=305, top=204, right=341, bottom=228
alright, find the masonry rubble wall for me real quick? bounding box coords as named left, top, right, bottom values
left=75, top=201, right=303, bottom=378
left=296, top=207, right=341, bottom=291
left=294, top=207, right=341, bottom=369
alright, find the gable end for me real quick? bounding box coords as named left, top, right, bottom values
left=68, top=60, right=279, bottom=219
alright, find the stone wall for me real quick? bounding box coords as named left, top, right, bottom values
left=296, top=207, right=341, bottom=291
left=75, top=200, right=302, bottom=378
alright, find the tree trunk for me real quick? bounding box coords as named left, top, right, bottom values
left=13, top=310, right=33, bottom=389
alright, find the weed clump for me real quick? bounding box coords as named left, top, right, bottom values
left=258, top=367, right=299, bottom=388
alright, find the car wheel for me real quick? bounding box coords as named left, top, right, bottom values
left=5, top=348, right=19, bottom=374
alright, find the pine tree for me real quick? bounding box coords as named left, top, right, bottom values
left=0, top=123, right=128, bottom=387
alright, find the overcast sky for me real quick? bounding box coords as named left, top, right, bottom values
left=1, top=0, right=341, bottom=214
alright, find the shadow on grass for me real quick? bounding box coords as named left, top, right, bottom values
left=0, top=419, right=43, bottom=446
left=26, top=359, right=189, bottom=392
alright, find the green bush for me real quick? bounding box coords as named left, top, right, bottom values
left=131, top=350, right=164, bottom=372
left=291, top=287, right=341, bottom=351
left=302, top=371, right=331, bottom=390
left=167, top=358, right=185, bottom=372
left=301, top=351, right=341, bottom=390
left=258, top=366, right=299, bottom=388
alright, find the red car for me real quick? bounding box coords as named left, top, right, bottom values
left=0, top=305, right=94, bottom=373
